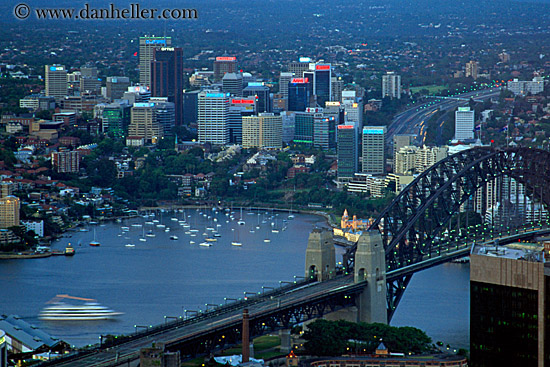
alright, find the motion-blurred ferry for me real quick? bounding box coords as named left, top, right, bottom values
left=39, top=295, right=123, bottom=321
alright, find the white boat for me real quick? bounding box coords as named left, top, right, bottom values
left=231, top=241, right=242, bottom=246
left=190, top=241, right=195, bottom=244
left=237, top=207, right=245, bottom=225
left=185, top=231, right=191, bottom=235
left=139, top=238, right=147, bottom=242
left=189, top=229, right=199, bottom=233
left=272, top=229, right=280, bottom=233
left=213, top=233, right=221, bottom=237
left=152, top=219, right=159, bottom=223
left=145, top=231, right=156, bottom=238
left=206, top=227, right=215, bottom=231
left=131, top=224, right=142, bottom=227
left=171, top=218, right=178, bottom=221
left=170, top=235, right=178, bottom=240
left=39, top=295, right=123, bottom=321
left=263, top=239, right=271, bottom=243
left=125, top=244, right=135, bottom=248
left=145, top=221, right=154, bottom=225
left=156, top=224, right=166, bottom=229
left=121, top=226, right=130, bottom=231
left=199, top=242, right=212, bottom=247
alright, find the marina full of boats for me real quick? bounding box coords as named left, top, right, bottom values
left=73, top=206, right=297, bottom=251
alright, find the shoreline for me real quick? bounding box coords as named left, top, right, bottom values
left=0, top=251, right=52, bottom=260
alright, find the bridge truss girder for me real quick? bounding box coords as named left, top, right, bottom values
left=345, top=147, right=550, bottom=320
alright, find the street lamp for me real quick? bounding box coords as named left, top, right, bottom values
left=243, top=291, right=257, bottom=300
left=261, top=286, right=274, bottom=293
left=134, top=325, right=150, bottom=334
left=164, top=315, right=179, bottom=325
left=205, top=303, right=218, bottom=311
left=224, top=297, right=238, bottom=304
left=279, top=281, right=293, bottom=287
left=294, top=276, right=305, bottom=282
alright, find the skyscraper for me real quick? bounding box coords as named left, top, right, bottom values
left=288, top=58, right=311, bottom=77
left=242, top=83, right=271, bottom=113
left=313, top=115, right=336, bottom=151
left=228, top=97, right=256, bottom=144
left=0, top=195, right=20, bottom=229
left=222, top=73, right=244, bottom=97
left=337, top=123, right=359, bottom=179
left=455, top=107, right=475, bottom=141
left=312, top=63, right=332, bottom=107
left=294, top=111, right=315, bottom=145
left=150, top=47, right=183, bottom=126
left=150, top=97, right=176, bottom=137
left=128, top=102, right=163, bottom=143
left=106, top=77, right=131, bottom=100
left=51, top=149, right=80, bottom=173
left=139, top=36, right=172, bottom=87
left=242, top=113, right=282, bottom=149
left=288, top=78, right=313, bottom=112
left=45, top=65, right=68, bottom=101
left=213, top=56, right=237, bottom=80
left=279, top=72, right=294, bottom=99
left=198, top=91, right=230, bottom=145
left=102, top=101, right=131, bottom=138
left=362, top=126, right=386, bottom=175
left=342, top=91, right=363, bottom=125
left=382, top=72, right=401, bottom=99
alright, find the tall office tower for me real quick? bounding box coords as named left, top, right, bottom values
left=102, top=101, right=131, bottom=138
left=128, top=102, right=163, bottom=143
left=288, top=78, right=313, bottom=112
left=455, top=107, right=475, bottom=141
left=0, top=195, right=20, bottom=229
left=150, top=47, right=183, bottom=126
left=311, top=63, right=332, bottom=107
left=45, top=65, right=68, bottom=101
left=139, top=36, right=172, bottom=87
left=279, top=72, right=293, bottom=99
left=80, top=77, right=101, bottom=95
left=393, top=134, right=415, bottom=169
left=150, top=98, right=176, bottom=137
left=288, top=58, right=311, bottom=77
left=198, top=91, right=230, bottom=145
left=465, top=60, right=478, bottom=80
left=324, top=102, right=345, bottom=125
left=281, top=111, right=296, bottom=144
left=123, top=86, right=151, bottom=104
left=294, top=111, right=315, bottom=145
left=313, top=114, right=336, bottom=151
left=337, top=123, right=359, bottom=179
left=331, top=76, right=344, bottom=102
left=228, top=97, right=256, bottom=144
left=222, top=73, right=243, bottom=97
left=213, top=56, right=237, bottom=80
left=183, top=90, right=201, bottom=126
left=51, top=149, right=80, bottom=173
left=80, top=66, right=98, bottom=78
left=242, top=83, right=271, bottom=113
left=381, top=72, right=401, bottom=99
left=106, top=77, right=130, bottom=100
left=242, top=113, right=283, bottom=149
left=362, top=126, right=386, bottom=175
left=470, top=242, right=550, bottom=366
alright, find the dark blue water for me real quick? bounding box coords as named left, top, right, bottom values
left=0, top=209, right=470, bottom=350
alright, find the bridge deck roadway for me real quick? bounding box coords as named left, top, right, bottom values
left=48, top=276, right=356, bottom=367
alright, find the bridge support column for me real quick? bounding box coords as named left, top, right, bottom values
left=279, top=329, right=291, bottom=353
left=305, top=229, right=335, bottom=281
left=354, top=231, right=387, bottom=324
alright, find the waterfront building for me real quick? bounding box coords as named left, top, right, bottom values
left=382, top=72, right=401, bottom=99
left=0, top=196, right=20, bottom=229
left=139, top=36, right=171, bottom=87
left=45, top=65, right=67, bottom=102
left=455, top=107, right=475, bottom=141
left=362, top=126, right=386, bottom=175
left=470, top=241, right=550, bottom=366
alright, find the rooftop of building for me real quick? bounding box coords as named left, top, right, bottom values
left=471, top=242, right=544, bottom=262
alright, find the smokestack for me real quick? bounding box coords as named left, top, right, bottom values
left=242, top=309, right=250, bottom=363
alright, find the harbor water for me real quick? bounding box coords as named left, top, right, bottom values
left=0, top=209, right=470, bottom=349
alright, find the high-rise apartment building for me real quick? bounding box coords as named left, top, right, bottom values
left=198, top=91, right=230, bottom=145
left=51, top=149, right=80, bottom=173
left=213, top=56, right=237, bottom=80
left=381, top=72, right=401, bottom=99
left=470, top=242, right=550, bottom=367
left=331, top=76, right=344, bottom=102
left=228, top=97, right=256, bottom=144
left=151, top=47, right=183, bottom=126
left=139, top=36, right=171, bottom=87
left=0, top=196, right=20, bottom=229
left=362, top=126, right=386, bottom=175
left=45, top=65, right=68, bottom=101
left=0, top=182, right=14, bottom=198
left=279, top=72, right=294, bottom=99
left=342, top=91, right=363, bottom=125
left=106, top=77, right=131, bottom=101
left=337, top=123, right=359, bottom=179
left=242, top=113, right=282, bottom=149
left=465, top=60, right=478, bottom=80
left=455, top=107, right=475, bottom=141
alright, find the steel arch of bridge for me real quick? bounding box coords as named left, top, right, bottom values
left=344, top=147, right=550, bottom=319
